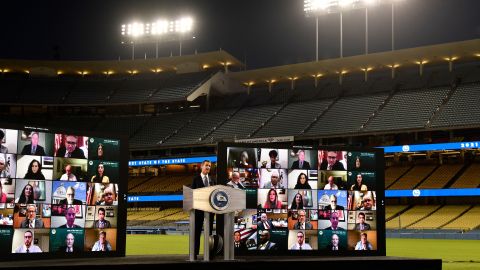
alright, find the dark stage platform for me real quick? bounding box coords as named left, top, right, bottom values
left=0, top=255, right=442, bottom=270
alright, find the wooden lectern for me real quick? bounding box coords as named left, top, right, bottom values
left=183, top=185, right=246, bottom=262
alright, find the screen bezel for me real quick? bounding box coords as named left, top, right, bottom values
left=0, top=122, right=128, bottom=260
left=217, top=142, right=386, bottom=257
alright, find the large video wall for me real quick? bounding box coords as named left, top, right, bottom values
left=0, top=126, right=126, bottom=259
left=219, top=143, right=385, bottom=256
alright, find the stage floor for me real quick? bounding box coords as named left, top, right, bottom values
left=0, top=255, right=442, bottom=270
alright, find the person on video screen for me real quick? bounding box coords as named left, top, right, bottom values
left=291, top=150, right=311, bottom=169
left=263, top=188, right=283, bottom=209
left=326, top=233, right=343, bottom=251
left=93, top=207, right=111, bottom=229
left=354, top=212, right=371, bottom=231
left=257, top=230, right=277, bottom=250
left=91, top=230, right=112, bottom=252
left=0, top=156, right=10, bottom=179
left=91, top=163, right=110, bottom=184
left=0, top=181, right=8, bottom=203
left=0, top=130, right=7, bottom=154
left=60, top=164, right=77, bottom=181
left=294, top=172, right=311, bottom=189
left=324, top=176, right=338, bottom=190
left=226, top=171, right=245, bottom=189
left=58, top=233, right=78, bottom=253
left=24, top=159, right=45, bottom=180
left=20, top=204, right=44, bottom=228
left=290, top=231, right=312, bottom=250
left=263, top=170, right=284, bottom=189
left=21, top=132, right=46, bottom=156
left=16, top=184, right=35, bottom=204
left=236, top=151, right=253, bottom=168
left=320, top=151, right=345, bottom=171
left=293, top=209, right=313, bottom=230
left=355, top=156, right=362, bottom=170
left=324, top=194, right=344, bottom=211
left=262, top=150, right=281, bottom=169
left=355, top=232, right=373, bottom=250
left=59, top=186, right=83, bottom=205
left=350, top=174, right=368, bottom=191
left=92, top=143, right=105, bottom=160
left=234, top=231, right=247, bottom=252
left=59, top=206, right=81, bottom=228
left=359, top=192, right=376, bottom=211
left=324, top=211, right=344, bottom=230
left=56, top=135, right=85, bottom=159
left=257, top=213, right=274, bottom=230
left=290, top=192, right=304, bottom=210
left=100, top=185, right=117, bottom=206
left=15, top=230, right=42, bottom=253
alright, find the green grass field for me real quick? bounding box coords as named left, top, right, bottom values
left=126, top=235, right=480, bottom=269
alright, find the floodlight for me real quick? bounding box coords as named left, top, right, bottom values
left=152, top=20, right=168, bottom=35
left=131, top=22, right=145, bottom=37
left=176, top=17, right=193, bottom=33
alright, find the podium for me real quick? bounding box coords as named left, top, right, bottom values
left=183, top=185, right=246, bottom=261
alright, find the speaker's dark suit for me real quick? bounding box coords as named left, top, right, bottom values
left=326, top=244, right=345, bottom=251
left=56, top=147, right=86, bottom=159
left=234, top=241, right=248, bottom=252
left=291, top=160, right=311, bottom=169
left=192, top=174, right=216, bottom=257
left=320, top=161, right=345, bottom=171
left=20, top=218, right=45, bottom=228
left=324, top=205, right=345, bottom=211
left=257, top=220, right=275, bottom=231
left=59, top=198, right=83, bottom=205
left=57, top=245, right=80, bottom=254
left=21, top=144, right=46, bottom=156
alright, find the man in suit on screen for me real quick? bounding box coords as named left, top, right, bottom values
left=257, top=213, right=274, bottom=231
left=291, top=150, right=311, bottom=169
left=58, top=206, right=82, bottom=228
left=57, top=233, right=79, bottom=253
left=59, top=186, right=83, bottom=205
left=353, top=212, right=371, bottom=231
left=320, top=151, right=345, bottom=171
left=56, top=135, right=86, bottom=159
left=326, top=233, right=344, bottom=251
left=293, top=209, right=313, bottom=230
left=234, top=231, right=247, bottom=252
left=20, top=204, right=45, bottom=228
left=20, top=132, right=46, bottom=156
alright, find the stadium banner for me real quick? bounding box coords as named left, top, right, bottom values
left=379, top=141, right=480, bottom=153
left=235, top=136, right=294, bottom=143
left=128, top=156, right=217, bottom=166
left=128, top=195, right=183, bottom=202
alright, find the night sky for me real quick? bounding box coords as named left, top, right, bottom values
left=1, top=0, right=479, bottom=69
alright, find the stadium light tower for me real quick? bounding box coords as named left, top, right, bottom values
left=304, top=0, right=402, bottom=59
left=121, top=16, right=194, bottom=59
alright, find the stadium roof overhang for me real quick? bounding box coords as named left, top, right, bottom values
left=0, top=50, right=242, bottom=76
left=228, top=38, right=480, bottom=86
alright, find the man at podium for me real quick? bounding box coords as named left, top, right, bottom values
left=191, top=160, right=216, bottom=259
